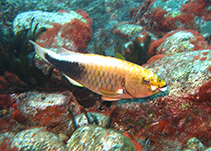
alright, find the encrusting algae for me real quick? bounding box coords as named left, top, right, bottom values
left=29, top=40, right=167, bottom=101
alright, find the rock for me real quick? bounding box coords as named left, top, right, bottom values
left=157, top=31, right=195, bottom=54
left=13, top=10, right=86, bottom=34
left=58, top=133, right=69, bottom=144
left=9, top=127, right=66, bottom=150
left=148, top=29, right=210, bottom=56
left=151, top=0, right=188, bottom=15
left=0, top=72, right=28, bottom=94
left=113, top=22, right=143, bottom=39
left=184, top=137, right=205, bottom=151
left=10, top=91, right=80, bottom=127
left=66, top=125, right=137, bottom=151
left=13, top=10, right=92, bottom=51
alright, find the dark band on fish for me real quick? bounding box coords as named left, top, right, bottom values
left=45, top=53, right=85, bottom=80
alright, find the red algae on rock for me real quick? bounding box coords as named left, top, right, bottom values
left=37, top=23, right=62, bottom=48
left=12, top=110, right=26, bottom=123
left=148, top=29, right=211, bottom=57
left=60, top=18, right=92, bottom=50
left=149, top=7, right=178, bottom=33
left=10, top=91, right=81, bottom=130
left=144, top=109, right=211, bottom=150
left=133, top=0, right=211, bottom=37
left=57, top=10, right=70, bottom=13
left=179, top=0, right=211, bottom=22
left=0, top=72, right=28, bottom=94
left=75, top=9, right=93, bottom=27
left=0, top=94, right=14, bottom=110
left=189, top=80, right=211, bottom=102
left=37, top=18, right=92, bottom=51
left=114, top=94, right=211, bottom=150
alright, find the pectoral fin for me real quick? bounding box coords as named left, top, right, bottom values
left=101, top=96, right=121, bottom=101
left=99, top=88, right=124, bottom=95
left=63, top=74, right=84, bottom=87
left=115, top=52, right=126, bottom=60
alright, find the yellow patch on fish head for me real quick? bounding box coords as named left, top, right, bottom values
left=142, top=68, right=167, bottom=94
left=125, top=67, right=167, bottom=98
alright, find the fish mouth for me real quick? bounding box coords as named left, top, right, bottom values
left=158, top=84, right=168, bottom=92
left=151, top=84, right=167, bottom=92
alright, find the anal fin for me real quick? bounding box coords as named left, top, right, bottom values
left=102, top=96, right=121, bottom=101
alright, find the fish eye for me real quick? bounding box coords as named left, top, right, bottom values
left=142, top=78, right=150, bottom=84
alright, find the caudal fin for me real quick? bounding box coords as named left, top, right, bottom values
left=29, top=40, right=50, bottom=63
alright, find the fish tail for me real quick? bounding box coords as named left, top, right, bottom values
left=29, top=40, right=51, bottom=63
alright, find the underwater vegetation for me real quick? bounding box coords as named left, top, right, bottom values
left=93, top=25, right=151, bottom=65
left=91, top=25, right=127, bottom=57
left=120, top=34, right=151, bottom=65
left=0, top=18, right=55, bottom=93
left=0, top=20, right=100, bottom=108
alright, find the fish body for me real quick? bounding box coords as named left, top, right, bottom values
left=29, top=40, right=167, bottom=101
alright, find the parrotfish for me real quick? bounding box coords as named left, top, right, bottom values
left=29, top=40, right=167, bottom=101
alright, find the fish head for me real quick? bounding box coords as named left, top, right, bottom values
left=141, top=68, right=167, bottom=95
left=126, top=67, right=167, bottom=98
